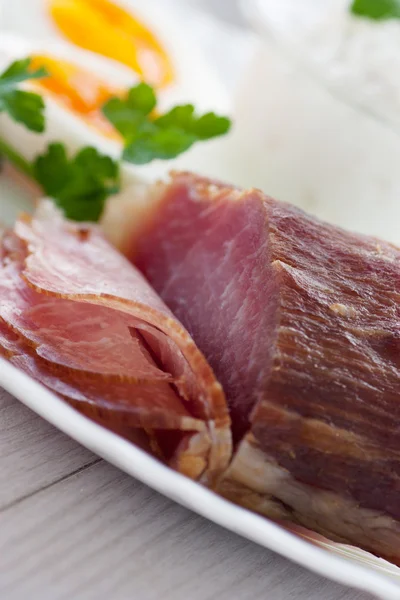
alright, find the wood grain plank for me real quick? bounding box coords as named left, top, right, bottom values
left=0, top=388, right=97, bottom=509
left=0, top=460, right=373, bottom=600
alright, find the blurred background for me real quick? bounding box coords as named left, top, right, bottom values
left=166, top=0, right=254, bottom=92
left=191, top=0, right=246, bottom=27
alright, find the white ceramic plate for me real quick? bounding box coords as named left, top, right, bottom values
left=1, top=188, right=400, bottom=600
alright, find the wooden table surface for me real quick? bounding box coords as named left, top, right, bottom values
left=0, top=386, right=374, bottom=600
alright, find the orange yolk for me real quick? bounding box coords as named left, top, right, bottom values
left=48, top=0, right=175, bottom=89
left=30, top=55, right=121, bottom=139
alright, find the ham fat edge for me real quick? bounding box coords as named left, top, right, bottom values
left=127, top=172, right=400, bottom=565
left=0, top=203, right=231, bottom=484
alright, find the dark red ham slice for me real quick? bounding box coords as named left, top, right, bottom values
left=0, top=246, right=172, bottom=382
left=130, top=172, right=400, bottom=564
left=0, top=316, right=196, bottom=431
left=0, top=203, right=231, bottom=482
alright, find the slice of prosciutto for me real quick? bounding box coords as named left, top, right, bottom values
left=0, top=203, right=231, bottom=483
left=128, top=172, right=400, bottom=565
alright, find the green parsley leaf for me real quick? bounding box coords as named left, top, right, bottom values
left=123, top=128, right=197, bottom=164
left=102, top=83, right=231, bottom=165
left=102, top=83, right=156, bottom=140
left=33, top=143, right=120, bottom=222
left=126, top=82, right=157, bottom=115
left=350, top=0, right=400, bottom=20
left=0, top=58, right=47, bottom=92
left=0, top=58, right=47, bottom=132
left=154, top=105, right=231, bottom=140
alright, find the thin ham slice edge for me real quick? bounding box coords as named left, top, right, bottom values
left=0, top=203, right=232, bottom=483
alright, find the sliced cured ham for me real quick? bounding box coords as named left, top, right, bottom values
left=129, top=172, right=400, bottom=564
left=0, top=203, right=231, bottom=482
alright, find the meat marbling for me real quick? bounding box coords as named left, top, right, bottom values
left=128, top=172, right=400, bottom=564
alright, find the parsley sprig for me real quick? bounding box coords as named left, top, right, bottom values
left=102, top=83, right=231, bottom=164
left=351, top=0, right=400, bottom=20
left=0, top=58, right=47, bottom=133
left=0, top=58, right=121, bottom=221
left=0, top=58, right=231, bottom=222
left=34, top=144, right=120, bottom=222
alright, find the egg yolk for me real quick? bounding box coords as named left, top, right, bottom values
left=30, top=55, right=121, bottom=139
left=48, top=0, right=174, bottom=89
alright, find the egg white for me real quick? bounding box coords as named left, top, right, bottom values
left=1, top=0, right=229, bottom=114
left=0, top=0, right=232, bottom=181
left=2, top=0, right=231, bottom=178
left=0, top=2, right=232, bottom=244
